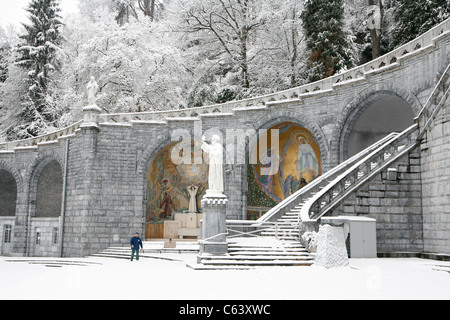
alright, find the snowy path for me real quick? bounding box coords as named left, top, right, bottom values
left=0, top=255, right=449, bottom=300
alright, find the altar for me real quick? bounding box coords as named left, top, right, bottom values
left=163, top=212, right=203, bottom=240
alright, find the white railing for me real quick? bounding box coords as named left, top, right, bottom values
left=226, top=220, right=299, bottom=240
left=300, top=124, right=419, bottom=222
left=416, top=63, right=450, bottom=140
left=256, top=132, right=399, bottom=223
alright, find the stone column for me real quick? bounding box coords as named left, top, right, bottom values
left=198, top=193, right=228, bottom=258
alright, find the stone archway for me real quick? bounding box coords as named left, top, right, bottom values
left=140, top=135, right=209, bottom=239
left=331, top=83, right=422, bottom=164
left=0, top=169, right=17, bottom=217
left=25, top=152, right=64, bottom=256
left=34, top=160, right=63, bottom=218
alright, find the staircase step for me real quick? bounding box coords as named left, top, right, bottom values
left=229, top=251, right=310, bottom=257
left=200, top=259, right=313, bottom=266
left=201, top=255, right=312, bottom=261
left=229, top=247, right=306, bottom=252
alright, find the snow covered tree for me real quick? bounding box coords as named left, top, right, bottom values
left=0, top=44, right=9, bottom=83
left=301, top=0, right=355, bottom=82
left=53, top=4, right=191, bottom=117
left=180, top=0, right=270, bottom=89
left=391, top=0, right=450, bottom=49
left=13, top=0, right=64, bottom=139
left=114, top=0, right=139, bottom=26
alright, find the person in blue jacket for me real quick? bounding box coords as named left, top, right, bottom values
left=130, top=232, right=143, bottom=261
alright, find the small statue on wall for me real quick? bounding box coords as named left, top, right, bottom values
left=86, top=76, right=99, bottom=106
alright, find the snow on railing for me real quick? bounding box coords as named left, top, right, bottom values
left=300, top=124, right=419, bottom=222
left=0, top=121, right=82, bottom=152
left=256, top=132, right=399, bottom=224
left=1, top=18, right=448, bottom=148
left=416, top=63, right=450, bottom=140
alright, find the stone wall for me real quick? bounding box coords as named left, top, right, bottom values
left=339, top=148, right=424, bottom=253
left=420, top=95, right=450, bottom=254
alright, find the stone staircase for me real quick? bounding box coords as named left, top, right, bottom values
left=259, top=198, right=314, bottom=241
left=91, top=240, right=200, bottom=260
left=195, top=237, right=314, bottom=269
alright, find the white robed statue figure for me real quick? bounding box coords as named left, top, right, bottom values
left=187, top=185, right=199, bottom=213
left=86, top=76, right=99, bottom=106
left=296, top=136, right=319, bottom=181
left=201, top=134, right=224, bottom=196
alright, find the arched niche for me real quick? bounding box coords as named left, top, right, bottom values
left=35, top=160, right=63, bottom=218
left=345, top=94, right=415, bottom=158
left=0, top=170, right=17, bottom=217
left=145, top=140, right=209, bottom=238
left=247, top=122, right=321, bottom=219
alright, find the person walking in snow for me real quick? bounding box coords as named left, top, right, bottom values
left=130, top=232, right=143, bottom=261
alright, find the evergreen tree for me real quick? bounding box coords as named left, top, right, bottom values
left=391, top=0, right=450, bottom=49
left=0, top=44, right=9, bottom=83
left=14, top=0, right=64, bottom=139
left=301, top=0, right=355, bottom=82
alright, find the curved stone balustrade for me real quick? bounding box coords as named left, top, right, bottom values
left=0, top=121, right=82, bottom=152
left=1, top=18, right=448, bottom=151
left=96, top=18, right=450, bottom=125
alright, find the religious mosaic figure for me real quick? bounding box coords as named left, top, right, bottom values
left=187, top=185, right=199, bottom=213
left=296, top=136, right=319, bottom=182
left=159, top=192, right=176, bottom=219
left=201, top=135, right=224, bottom=194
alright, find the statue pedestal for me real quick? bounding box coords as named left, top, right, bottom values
left=80, top=104, right=102, bottom=129
left=198, top=193, right=228, bottom=258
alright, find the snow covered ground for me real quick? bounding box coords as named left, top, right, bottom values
left=1, top=254, right=449, bottom=300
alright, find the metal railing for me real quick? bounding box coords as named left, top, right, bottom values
left=226, top=220, right=300, bottom=240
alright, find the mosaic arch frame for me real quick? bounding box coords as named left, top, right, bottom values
left=145, top=140, right=209, bottom=224
left=247, top=121, right=322, bottom=219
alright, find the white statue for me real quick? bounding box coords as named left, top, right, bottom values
left=87, top=76, right=99, bottom=106
left=201, top=134, right=224, bottom=195
left=187, top=185, right=199, bottom=213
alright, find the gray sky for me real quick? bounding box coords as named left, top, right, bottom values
left=0, top=0, right=80, bottom=29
